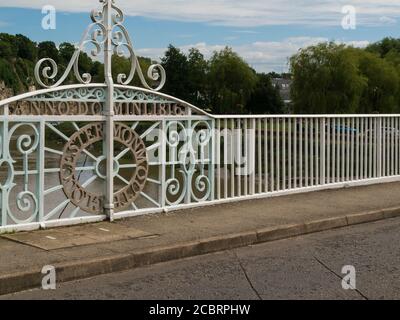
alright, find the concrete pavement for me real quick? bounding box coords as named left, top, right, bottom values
left=2, top=181, right=400, bottom=295
left=4, top=217, right=400, bottom=300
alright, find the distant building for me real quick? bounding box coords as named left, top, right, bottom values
left=271, top=78, right=292, bottom=105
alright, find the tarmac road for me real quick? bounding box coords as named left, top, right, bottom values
left=3, top=217, right=400, bottom=300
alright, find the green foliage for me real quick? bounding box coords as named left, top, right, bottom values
left=38, top=41, right=59, bottom=62
left=0, top=32, right=285, bottom=115
left=160, top=45, right=278, bottom=114
left=366, top=37, right=400, bottom=58
left=15, top=34, right=37, bottom=61
left=3, top=31, right=400, bottom=115
left=0, top=58, right=19, bottom=92
left=290, top=42, right=366, bottom=114
left=187, top=48, right=209, bottom=108
left=247, top=73, right=284, bottom=114
left=208, top=47, right=258, bottom=114
left=290, top=41, right=400, bottom=114
left=161, top=45, right=191, bottom=102
left=356, top=49, right=399, bottom=113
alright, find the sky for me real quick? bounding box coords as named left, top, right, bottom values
left=0, top=0, right=399, bottom=73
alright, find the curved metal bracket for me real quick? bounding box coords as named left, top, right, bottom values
left=34, top=0, right=166, bottom=92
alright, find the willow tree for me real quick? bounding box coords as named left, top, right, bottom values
left=290, top=42, right=366, bottom=114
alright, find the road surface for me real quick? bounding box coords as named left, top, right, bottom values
left=3, top=217, right=400, bottom=300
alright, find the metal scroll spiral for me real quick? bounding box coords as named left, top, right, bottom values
left=110, top=1, right=166, bottom=91
left=165, top=122, right=187, bottom=206
left=190, top=121, right=212, bottom=202
left=7, top=123, right=39, bottom=224
left=34, top=0, right=166, bottom=91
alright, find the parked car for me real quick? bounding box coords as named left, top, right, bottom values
left=332, top=124, right=358, bottom=134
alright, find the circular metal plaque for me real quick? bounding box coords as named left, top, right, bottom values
left=60, top=123, right=148, bottom=214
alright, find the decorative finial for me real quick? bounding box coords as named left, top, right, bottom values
left=34, top=0, right=166, bottom=91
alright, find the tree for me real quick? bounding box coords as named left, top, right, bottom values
left=161, top=45, right=190, bottom=101
left=15, top=34, right=37, bottom=61
left=38, top=41, right=59, bottom=62
left=208, top=47, right=257, bottom=114
left=0, top=34, right=17, bottom=60
left=356, top=49, right=399, bottom=113
left=247, top=73, right=284, bottom=114
left=187, top=48, right=208, bottom=108
left=59, top=42, right=76, bottom=66
left=367, top=37, right=400, bottom=58
left=290, top=42, right=366, bottom=114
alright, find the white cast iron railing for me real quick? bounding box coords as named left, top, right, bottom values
left=1, top=0, right=400, bottom=233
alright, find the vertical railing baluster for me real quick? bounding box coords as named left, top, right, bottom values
left=345, top=118, right=352, bottom=181
left=270, top=118, right=275, bottom=192
left=37, top=120, right=45, bottom=222
left=315, top=118, right=319, bottom=184
left=340, top=117, right=347, bottom=182
left=394, top=116, right=399, bottom=176
left=1, top=106, right=9, bottom=226
left=305, top=118, right=309, bottom=187
left=351, top=117, right=355, bottom=181
left=320, top=117, right=326, bottom=185
left=332, top=118, right=336, bottom=183
left=264, top=118, right=269, bottom=193
left=360, top=117, right=364, bottom=179
left=377, top=117, right=382, bottom=178
left=224, top=119, right=228, bottom=199
left=299, top=118, right=303, bottom=188
left=391, top=117, right=395, bottom=176
left=237, top=119, right=242, bottom=196
left=327, top=117, right=331, bottom=184
left=373, top=117, right=377, bottom=178
left=382, top=117, right=386, bottom=177
left=365, top=117, right=369, bottom=179
left=159, top=120, right=167, bottom=208
left=276, top=118, right=280, bottom=191
left=230, top=118, right=235, bottom=198
left=294, top=118, right=297, bottom=189
left=310, top=118, right=314, bottom=186
left=388, top=117, right=390, bottom=176
left=288, top=117, right=292, bottom=190
left=282, top=118, right=286, bottom=190
left=216, top=119, right=221, bottom=200
left=250, top=118, right=256, bottom=195
left=369, top=117, right=373, bottom=178
left=258, top=118, right=262, bottom=193
left=244, top=119, right=248, bottom=196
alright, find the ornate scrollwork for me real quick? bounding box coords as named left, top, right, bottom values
left=5, top=123, right=40, bottom=224
left=34, top=0, right=166, bottom=91
left=110, top=2, right=166, bottom=90
left=164, top=120, right=212, bottom=205
left=165, top=174, right=187, bottom=206
left=35, top=20, right=107, bottom=88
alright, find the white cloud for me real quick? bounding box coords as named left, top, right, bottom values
left=0, top=0, right=399, bottom=27
left=379, top=16, right=397, bottom=25
left=137, top=37, right=370, bottom=73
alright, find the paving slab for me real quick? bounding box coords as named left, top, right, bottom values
left=3, top=222, right=153, bottom=250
